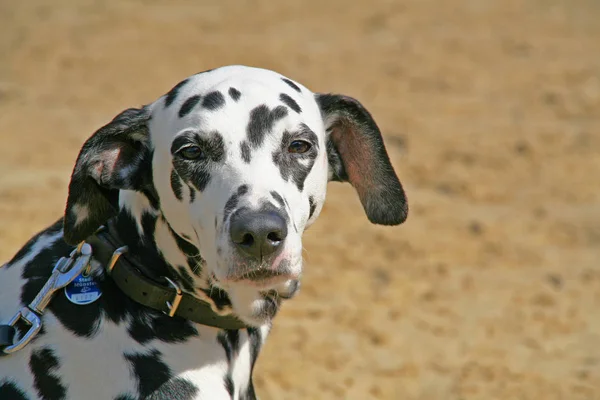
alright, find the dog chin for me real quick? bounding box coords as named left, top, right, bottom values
left=225, top=284, right=282, bottom=326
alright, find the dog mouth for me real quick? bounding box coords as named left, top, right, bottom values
left=212, top=268, right=293, bottom=288
left=237, top=269, right=286, bottom=282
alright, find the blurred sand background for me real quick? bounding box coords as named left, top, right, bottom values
left=1, top=0, right=600, bottom=399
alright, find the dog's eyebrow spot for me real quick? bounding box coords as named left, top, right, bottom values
left=170, top=169, right=184, bottom=201
left=164, top=78, right=190, bottom=107
left=308, top=196, right=316, bottom=220
left=202, top=91, right=225, bottom=110
left=280, top=93, right=301, bottom=113
left=179, top=95, right=202, bottom=118
left=281, top=78, right=301, bottom=93
left=240, top=141, right=251, bottom=164
left=228, top=87, right=241, bottom=101
left=246, top=105, right=288, bottom=148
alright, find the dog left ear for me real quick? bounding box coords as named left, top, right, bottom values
left=316, top=93, right=408, bottom=225
left=63, top=107, right=152, bottom=245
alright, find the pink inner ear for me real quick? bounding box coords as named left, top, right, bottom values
left=90, top=147, right=122, bottom=183
left=331, top=120, right=375, bottom=192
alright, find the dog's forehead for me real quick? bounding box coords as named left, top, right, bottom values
left=147, top=66, right=324, bottom=149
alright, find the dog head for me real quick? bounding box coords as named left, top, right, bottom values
left=62, top=66, right=408, bottom=326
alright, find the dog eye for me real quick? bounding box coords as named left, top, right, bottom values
left=179, top=145, right=204, bottom=160
left=288, top=140, right=311, bottom=154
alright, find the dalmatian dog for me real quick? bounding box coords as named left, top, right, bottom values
left=0, top=65, right=408, bottom=399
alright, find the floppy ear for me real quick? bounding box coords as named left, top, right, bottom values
left=63, top=107, right=153, bottom=245
left=316, top=93, right=408, bottom=225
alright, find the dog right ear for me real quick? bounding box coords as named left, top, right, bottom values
left=63, top=107, right=152, bottom=245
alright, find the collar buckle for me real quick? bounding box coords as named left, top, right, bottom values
left=106, top=246, right=128, bottom=274
left=163, top=277, right=183, bottom=317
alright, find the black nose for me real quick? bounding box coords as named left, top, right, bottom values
left=229, top=209, right=288, bottom=259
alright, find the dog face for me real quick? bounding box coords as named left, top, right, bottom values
left=62, top=66, right=408, bottom=325
left=149, top=68, right=328, bottom=292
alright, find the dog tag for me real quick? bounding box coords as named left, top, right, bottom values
left=64, top=271, right=102, bottom=305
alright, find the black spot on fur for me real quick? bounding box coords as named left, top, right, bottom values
left=227, top=329, right=240, bottom=355
left=167, top=223, right=200, bottom=258
left=179, top=95, right=202, bottom=118
left=170, top=169, right=184, bottom=201
left=258, top=293, right=281, bottom=320
left=114, top=395, right=136, bottom=400
left=270, top=191, right=285, bottom=210
left=199, top=288, right=233, bottom=312
left=224, top=375, right=235, bottom=397
left=141, top=212, right=158, bottom=241
left=240, top=381, right=258, bottom=400
left=189, top=186, right=196, bottom=203
left=127, top=310, right=198, bottom=345
left=218, top=330, right=240, bottom=362
left=166, top=223, right=203, bottom=279
left=139, top=149, right=161, bottom=211
left=246, top=105, right=288, bottom=148
left=240, top=141, right=251, bottom=163
left=125, top=350, right=172, bottom=398
left=229, top=87, right=241, bottom=101
left=280, top=93, right=301, bottom=113
left=272, top=125, right=318, bottom=191
left=190, top=170, right=212, bottom=192
left=164, top=79, right=189, bottom=107
left=223, top=184, right=249, bottom=223
left=308, top=196, right=316, bottom=220
left=0, top=381, right=29, bottom=400
left=247, top=327, right=263, bottom=371
left=147, top=378, right=199, bottom=400
left=178, top=266, right=195, bottom=292
left=282, top=78, right=301, bottom=92
left=202, top=91, right=225, bottom=110
left=30, top=348, right=67, bottom=400
left=223, top=195, right=239, bottom=222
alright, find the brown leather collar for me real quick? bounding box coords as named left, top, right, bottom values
left=86, top=227, right=247, bottom=330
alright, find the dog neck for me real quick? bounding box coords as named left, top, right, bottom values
left=110, top=190, right=221, bottom=301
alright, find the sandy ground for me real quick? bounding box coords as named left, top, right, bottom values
left=1, top=1, right=600, bottom=399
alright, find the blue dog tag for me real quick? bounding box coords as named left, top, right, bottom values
left=64, top=271, right=102, bottom=305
